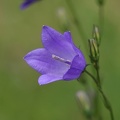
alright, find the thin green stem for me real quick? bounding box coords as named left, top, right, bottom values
left=95, top=62, right=102, bottom=120
left=85, top=70, right=102, bottom=120
left=85, top=70, right=114, bottom=120
left=98, top=2, right=114, bottom=119
left=84, top=70, right=98, bottom=86
left=99, top=5, right=104, bottom=38
left=95, top=62, right=101, bottom=89
left=98, top=88, right=114, bottom=120
left=65, top=0, right=86, bottom=41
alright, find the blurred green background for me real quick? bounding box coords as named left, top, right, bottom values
left=0, top=0, right=120, bottom=120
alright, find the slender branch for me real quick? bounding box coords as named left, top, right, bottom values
left=97, top=1, right=114, bottom=119
left=99, top=5, right=104, bottom=38
left=84, top=70, right=98, bottom=86
left=98, top=88, right=114, bottom=120
left=85, top=70, right=114, bottom=120
left=95, top=61, right=101, bottom=89
left=65, top=0, right=86, bottom=41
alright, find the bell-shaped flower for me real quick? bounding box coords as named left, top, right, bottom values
left=24, top=26, right=86, bottom=85
left=20, top=0, right=39, bottom=10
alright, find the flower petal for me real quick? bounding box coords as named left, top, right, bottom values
left=64, top=32, right=86, bottom=66
left=63, top=31, right=84, bottom=56
left=63, top=55, right=86, bottom=80
left=63, top=31, right=73, bottom=43
left=20, top=0, right=38, bottom=9
left=41, top=26, right=76, bottom=60
left=24, top=48, right=69, bottom=75
left=38, top=74, right=62, bottom=85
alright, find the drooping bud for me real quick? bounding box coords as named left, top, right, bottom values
left=88, top=39, right=99, bottom=62
left=92, top=25, right=101, bottom=46
left=76, top=90, right=95, bottom=118
left=56, top=7, right=69, bottom=31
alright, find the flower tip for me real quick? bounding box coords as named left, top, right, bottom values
left=42, top=25, right=49, bottom=30
left=38, top=81, right=42, bottom=85
left=38, top=78, right=44, bottom=86
left=23, top=53, right=30, bottom=62
left=23, top=55, right=27, bottom=61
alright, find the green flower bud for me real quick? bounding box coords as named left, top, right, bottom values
left=92, top=25, right=101, bottom=46
left=76, top=91, right=92, bottom=117
left=88, top=39, right=99, bottom=62
left=76, top=90, right=96, bottom=118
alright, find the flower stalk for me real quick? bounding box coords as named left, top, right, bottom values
left=87, top=22, right=114, bottom=119
left=96, top=0, right=105, bottom=38
left=85, top=70, right=114, bottom=120
left=65, top=0, right=86, bottom=42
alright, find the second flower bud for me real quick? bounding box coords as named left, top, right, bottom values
left=88, top=39, right=99, bottom=63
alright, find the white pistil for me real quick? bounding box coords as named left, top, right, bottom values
left=52, top=54, right=71, bottom=65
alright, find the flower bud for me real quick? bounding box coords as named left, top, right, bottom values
left=92, top=25, right=101, bottom=46
left=88, top=39, right=99, bottom=62
left=56, top=7, right=69, bottom=31
left=76, top=90, right=96, bottom=118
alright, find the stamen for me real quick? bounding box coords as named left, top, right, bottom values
left=52, top=54, right=71, bottom=65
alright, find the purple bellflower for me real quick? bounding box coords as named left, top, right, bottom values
left=20, top=0, right=39, bottom=10
left=24, top=26, right=86, bottom=85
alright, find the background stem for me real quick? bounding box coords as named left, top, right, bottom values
left=85, top=70, right=114, bottom=120
left=65, top=0, right=86, bottom=41
left=99, top=5, right=104, bottom=38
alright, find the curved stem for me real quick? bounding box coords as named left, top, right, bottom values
left=98, top=88, right=114, bottom=120
left=84, top=70, right=98, bottom=86
left=85, top=70, right=114, bottom=120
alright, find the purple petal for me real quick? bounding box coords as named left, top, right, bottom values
left=38, top=74, right=62, bottom=85
left=24, top=48, right=69, bottom=75
left=20, top=0, right=38, bottom=9
left=63, top=31, right=84, bottom=56
left=63, top=55, right=86, bottom=80
left=64, top=31, right=86, bottom=64
left=63, top=31, right=73, bottom=43
left=41, top=26, right=76, bottom=61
